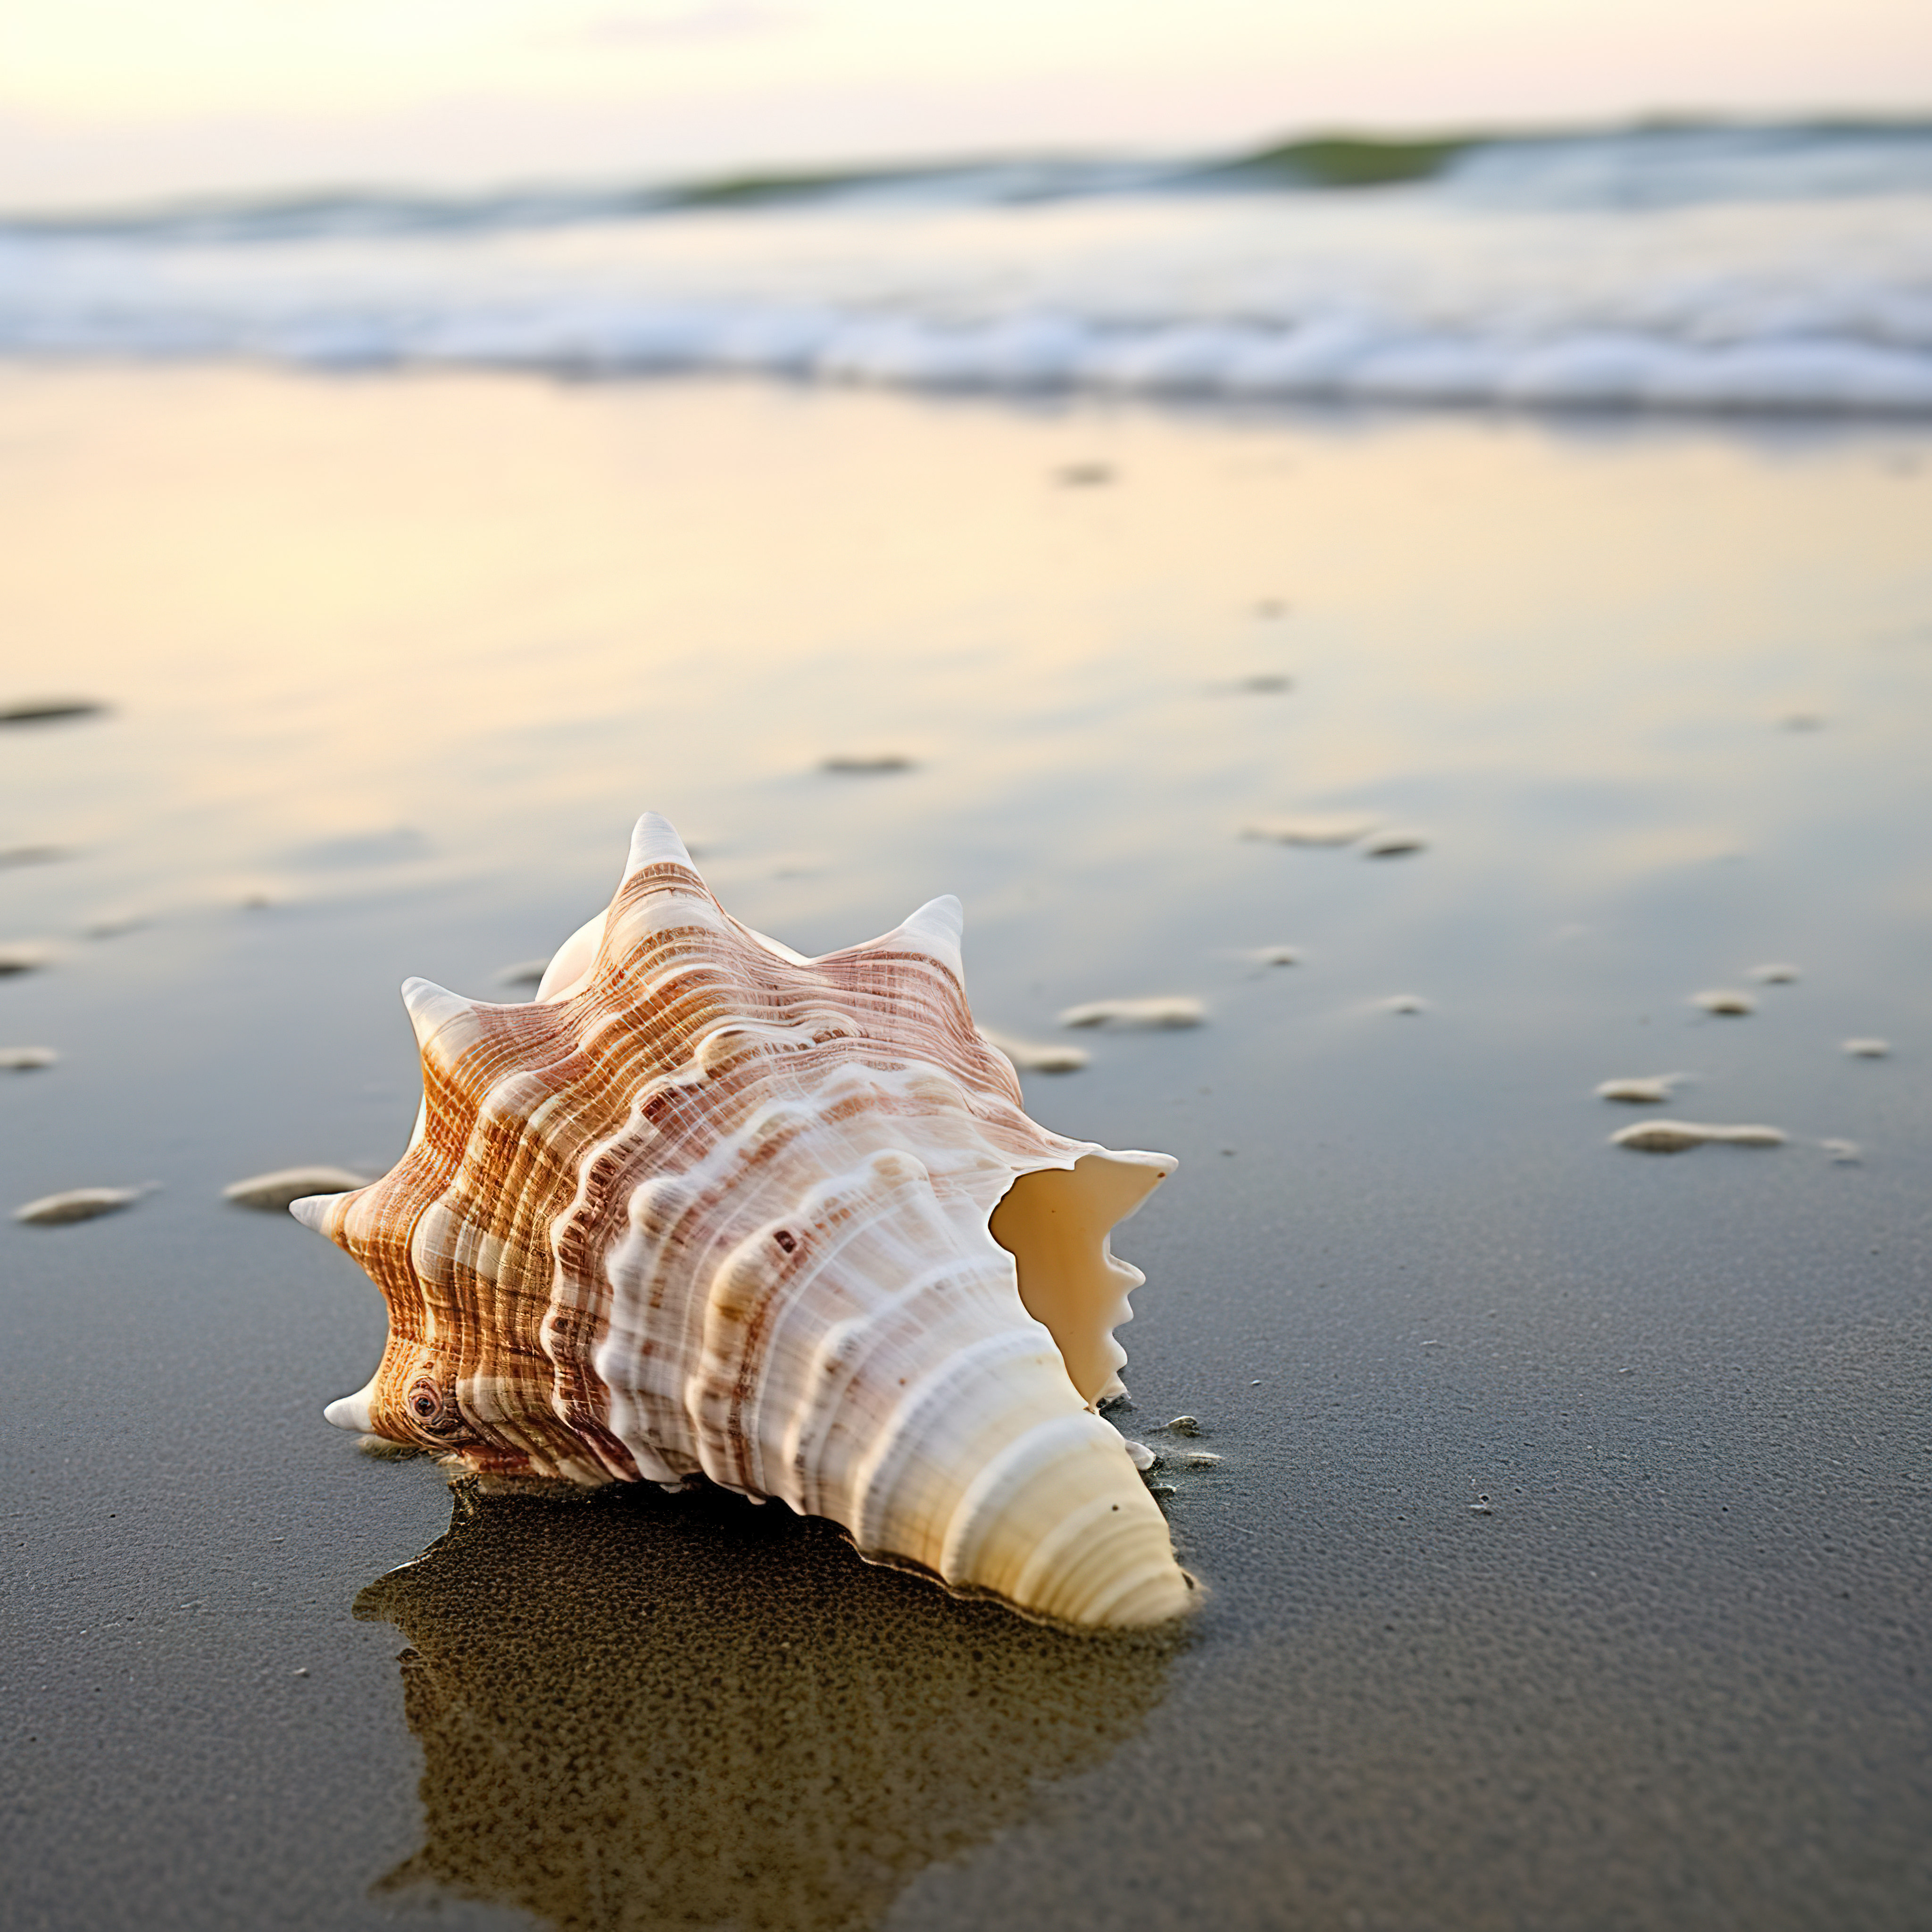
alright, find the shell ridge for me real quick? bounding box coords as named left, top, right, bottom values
left=845, top=1320, right=1072, bottom=1549
left=937, top=1410, right=1114, bottom=1580
left=696, top=1146, right=999, bottom=1499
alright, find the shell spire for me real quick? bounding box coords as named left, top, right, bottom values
left=301, top=813, right=1192, bottom=1627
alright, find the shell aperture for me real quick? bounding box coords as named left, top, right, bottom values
left=297, top=813, right=1191, bottom=1627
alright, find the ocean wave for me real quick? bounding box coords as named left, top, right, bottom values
left=6, top=295, right=1926, bottom=416
left=3, top=119, right=1930, bottom=419
left=4, top=117, right=1931, bottom=244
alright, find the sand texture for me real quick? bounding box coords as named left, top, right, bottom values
left=1, top=369, right=1928, bottom=1932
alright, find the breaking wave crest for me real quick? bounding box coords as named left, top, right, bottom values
left=4, top=118, right=1930, bottom=418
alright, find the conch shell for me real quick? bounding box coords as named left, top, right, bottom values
left=295, top=814, right=1191, bottom=1628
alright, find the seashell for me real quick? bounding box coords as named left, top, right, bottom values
left=1691, top=988, right=1755, bottom=1016
left=15, top=1184, right=150, bottom=1225
left=1609, top=1120, right=1785, bottom=1153
left=821, top=752, right=916, bottom=774
left=0, top=844, right=70, bottom=870
left=1360, top=828, right=1428, bottom=858
left=223, top=1164, right=371, bottom=1212
left=1241, top=814, right=1382, bottom=847
left=1594, top=1074, right=1682, bottom=1103
left=0, top=698, right=107, bottom=725
left=1057, top=996, right=1204, bottom=1031
left=0, top=1046, right=58, bottom=1071
left=295, top=813, right=1192, bottom=1628
left=978, top=1028, right=1090, bottom=1075
left=0, top=942, right=54, bottom=977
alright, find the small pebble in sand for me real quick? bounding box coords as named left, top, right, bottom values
left=821, top=754, right=916, bottom=775
left=1380, top=994, right=1427, bottom=1015
left=1361, top=828, right=1428, bottom=858
left=980, top=1030, right=1089, bottom=1074
left=1594, top=1074, right=1681, bottom=1104
left=1470, top=1495, right=1494, bottom=1516
left=1821, top=1139, right=1862, bottom=1164
left=0, top=943, right=53, bottom=977
left=495, top=958, right=551, bottom=990
left=1750, top=963, right=1800, bottom=983
left=1241, top=814, right=1382, bottom=847
left=1842, top=1038, right=1891, bottom=1058
left=0, top=1047, right=58, bottom=1071
left=0, top=699, right=106, bottom=726
left=223, top=1166, right=370, bottom=1212
left=1183, top=1452, right=1223, bottom=1468
left=1610, top=1120, right=1785, bottom=1153
left=1692, top=989, right=1756, bottom=1016
left=85, top=912, right=153, bottom=941
left=1147, top=1482, right=1177, bottom=1498
left=14, top=1185, right=149, bottom=1225
left=1058, top=996, right=1204, bottom=1030
left=1120, top=1439, right=1157, bottom=1472
left=1166, top=1416, right=1202, bottom=1436
left=1056, top=462, right=1114, bottom=486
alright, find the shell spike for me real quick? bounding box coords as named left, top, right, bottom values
left=895, top=893, right=965, bottom=976
left=287, top=1190, right=350, bottom=1235
left=400, top=977, right=480, bottom=1063
left=324, top=1379, right=377, bottom=1433
left=624, top=812, right=695, bottom=881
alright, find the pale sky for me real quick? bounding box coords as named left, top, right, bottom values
left=0, top=0, right=1927, bottom=207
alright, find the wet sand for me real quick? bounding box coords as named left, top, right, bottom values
left=1, top=368, right=1928, bottom=1930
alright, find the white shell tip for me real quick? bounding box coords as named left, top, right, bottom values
left=625, top=812, right=694, bottom=877
left=898, top=893, right=965, bottom=966
left=286, top=1191, right=347, bottom=1232
left=399, top=976, right=476, bottom=1051
left=324, top=1387, right=375, bottom=1432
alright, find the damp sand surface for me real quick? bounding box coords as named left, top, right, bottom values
left=2, top=369, right=1930, bottom=1932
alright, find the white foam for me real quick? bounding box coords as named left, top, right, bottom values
left=3, top=142, right=1931, bottom=418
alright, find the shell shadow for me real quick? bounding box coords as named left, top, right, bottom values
left=354, top=1478, right=1183, bottom=1932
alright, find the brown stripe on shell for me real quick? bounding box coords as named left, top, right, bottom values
left=325, top=858, right=1080, bottom=1483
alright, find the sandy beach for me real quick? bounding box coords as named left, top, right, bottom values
left=2, top=366, right=1929, bottom=1929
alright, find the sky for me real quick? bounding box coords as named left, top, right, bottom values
left=0, top=0, right=1928, bottom=207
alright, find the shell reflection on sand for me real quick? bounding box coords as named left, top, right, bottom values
left=355, top=1481, right=1179, bottom=1932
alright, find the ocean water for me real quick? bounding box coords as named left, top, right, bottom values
left=5, top=119, right=1932, bottom=415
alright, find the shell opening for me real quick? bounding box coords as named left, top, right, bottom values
left=988, top=1152, right=1174, bottom=1406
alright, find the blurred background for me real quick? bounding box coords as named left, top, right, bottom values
left=5, top=0, right=1931, bottom=201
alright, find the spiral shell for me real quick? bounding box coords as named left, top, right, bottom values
left=296, top=814, right=1191, bottom=1627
